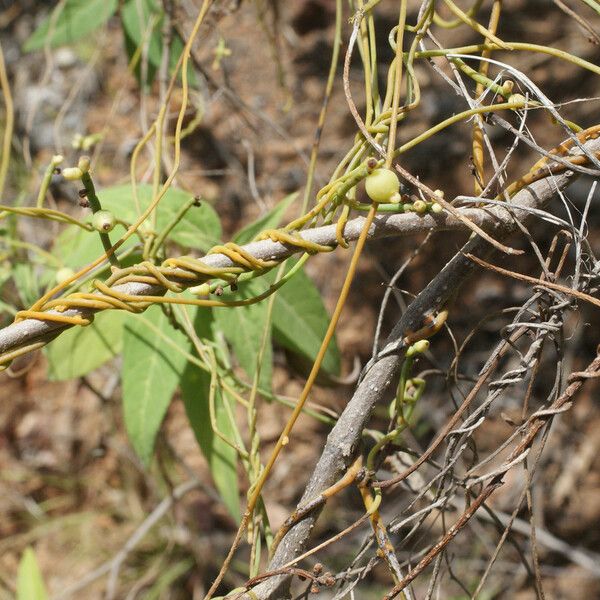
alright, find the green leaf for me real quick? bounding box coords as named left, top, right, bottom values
left=122, top=305, right=192, bottom=465
left=12, top=263, right=42, bottom=308
left=121, top=0, right=197, bottom=87
left=213, top=284, right=273, bottom=394
left=45, top=311, right=125, bottom=380
left=99, top=184, right=221, bottom=251
left=272, top=263, right=341, bottom=376
left=120, top=0, right=160, bottom=86
left=52, top=223, right=139, bottom=270
left=233, top=192, right=297, bottom=245
left=180, top=309, right=240, bottom=521
left=24, top=0, right=118, bottom=51
left=17, top=548, right=48, bottom=600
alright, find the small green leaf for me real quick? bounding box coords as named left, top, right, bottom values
left=17, top=548, right=48, bottom=600
left=46, top=311, right=125, bottom=380
left=180, top=309, right=240, bottom=521
left=214, top=284, right=272, bottom=394
left=233, top=192, right=297, bottom=245
left=24, top=0, right=118, bottom=51
left=122, top=306, right=193, bottom=465
left=99, top=184, right=221, bottom=251
left=272, top=263, right=341, bottom=376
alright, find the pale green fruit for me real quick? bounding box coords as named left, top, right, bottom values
left=55, top=267, right=75, bottom=285
left=92, top=210, right=116, bottom=232
left=365, top=168, right=400, bottom=203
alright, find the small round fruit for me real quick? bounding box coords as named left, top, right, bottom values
left=55, top=267, right=75, bottom=285
left=413, top=200, right=427, bottom=214
left=92, top=210, right=116, bottom=232
left=365, top=168, right=400, bottom=203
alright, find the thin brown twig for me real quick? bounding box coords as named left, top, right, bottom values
left=464, top=253, right=600, bottom=309
left=384, top=347, right=600, bottom=598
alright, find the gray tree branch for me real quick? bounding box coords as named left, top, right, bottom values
left=242, top=139, right=600, bottom=599
left=0, top=186, right=578, bottom=363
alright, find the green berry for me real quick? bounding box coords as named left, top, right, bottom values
left=365, top=168, right=400, bottom=203
left=92, top=210, right=116, bottom=232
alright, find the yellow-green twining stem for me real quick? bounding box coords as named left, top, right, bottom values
left=356, top=0, right=375, bottom=129
left=380, top=5, right=432, bottom=123
left=175, top=304, right=336, bottom=426
left=81, top=172, right=120, bottom=268
left=175, top=306, right=249, bottom=455
left=360, top=5, right=431, bottom=156
left=385, top=0, right=408, bottom=168
left=366, top=3, right=380, bottom=116
left=287, top=158, right=377, bottom=230
left=36, top=156, right=63, bottom=208
left=246, top=259, right=309, bottom=569
left=56, top=251, right=306, bottom=315
left=433, top=0, right=483, bottom=28
left=205, top=200, right=382, bottom=598
left=394, top=99, right=527, bottom=157
left=0, top=42, right=13, bottom=201
left=149, top=195, right=200, bottom=258
left=25, top=0, right=213, bottom=316
left=0, top=205, right=92, bottom=229
left=442, top=0, right=509, bottom=49
left=449, top=57, right=505, bottom=97
left=321, top=159, right=381, bottom=224
left=472, top=0, right=503, bottom=195
left=413, top=43, right=600, bottom=77
left=208, top=350, right=247, bottom=457
left=580, top=0, right=600, bottom=14
left=301, top=0, right=343, bottom=213
left=145, top=52, right=167, bottom=260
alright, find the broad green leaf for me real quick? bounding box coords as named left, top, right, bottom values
left=17, top=548, right=48, bottom=600
left=99, top=184, right=221, bottom=251
left=272, top=263, right=341, bottom=376
left=181, top=308, right=240, bottom=521
left=24, top=0, right=118, bottom=51
left=122, top=305, right=193, bottom=465
left=12, top=263, right=42, bottom=308
left=121, top=0, right=161, bottom=86
left=52, top=223, right=138, bottom=270
left=233, top=192, right=297, bottom=245
left=45, top=311, right=125, bottom=380
left=121, top=0, right=197, bottom=87
left=213, top=284, right=272, bottom=394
